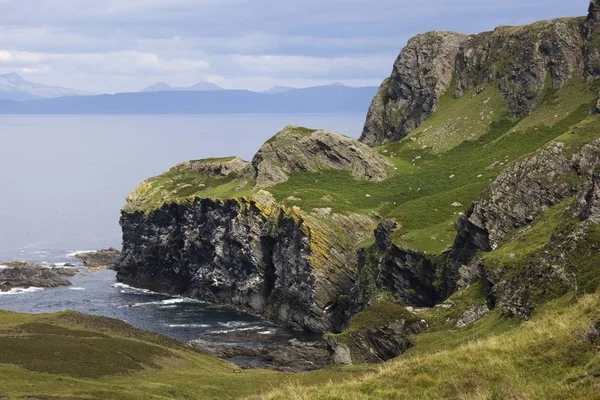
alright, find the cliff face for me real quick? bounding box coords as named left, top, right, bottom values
left=360, top=32, right=468, bottom=146
left=360, top=13, right=593, bottom=146
left=453, top=138, right=600, bottom=320
left=118, top=194, right=374, bottom=333
left=117, top=128, right=386, bottom=333
left=118, top=2, right=600, bottom=341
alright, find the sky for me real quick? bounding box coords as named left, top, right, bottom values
left=0, top=0, right=591, bottom=93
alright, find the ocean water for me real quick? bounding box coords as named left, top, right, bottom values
left=0, top=114, right=364, bottom=342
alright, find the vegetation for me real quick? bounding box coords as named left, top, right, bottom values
left=261, top=291, right=600, bottom=399
left=0, top=310, right=368, bottom=400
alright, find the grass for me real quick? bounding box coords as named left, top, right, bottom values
left=122, top=76, right=600, bottom=257
left=261, top=291, right=600, bottom=399
left=0, top=310, right=371, bottom=400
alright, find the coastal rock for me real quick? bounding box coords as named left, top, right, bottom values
left=360, top=32, right=468, bottom=146
left=456, top=303, right=490, bottom=328
left=0, top=262, right=72, bottom=291
left=456, top=142, right=574, bottom=252
left=252, top=126, right=392, bottom=188
left=75, top=248, right=121, bottom=270
left=117, top=196, right=374, bottom=333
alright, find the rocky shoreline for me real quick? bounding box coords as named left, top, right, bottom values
left=0, top=261, right=76, bottom=292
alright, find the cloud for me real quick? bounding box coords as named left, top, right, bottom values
left=0, top=0, right=589, bottom=93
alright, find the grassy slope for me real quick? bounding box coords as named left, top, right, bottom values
left=270, top=78, right=600, bottom=254
left=0, top=311, right=371, bottom=400
left=262, top=292, right=600, bottom=400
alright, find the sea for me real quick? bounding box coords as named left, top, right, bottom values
left=0, top=114, right=365, bottom=343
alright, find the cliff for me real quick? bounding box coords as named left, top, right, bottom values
left=118, top=127, right=385, bottom=333
left=360, top=12, right=594, bottom=146
left=119, top=0, right=600, bottom=366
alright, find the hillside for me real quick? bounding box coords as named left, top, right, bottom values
left=0, top=310, right=361, bottom=399
left=6, top=0, right=600, bottom=399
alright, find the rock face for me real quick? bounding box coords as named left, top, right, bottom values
left=118, top=192, right=374, bottom=333
left=325, top=302, right=427, bottom=364
left=452, top=139, right=600, bottom=320
left=252, top=126, right=392, bottom=188
left=361, top=11, right=600, bottom=146
left=455, top=142, right=575, bottom=252
left=360, top=32, right=468, bottom=146
left=0, top=262, right=73, bottom=291
left=189, top=338, right=332, bottom=372
left=352, top=219, right=443, bottom=313
left=75, top=248, right=121, bottom=269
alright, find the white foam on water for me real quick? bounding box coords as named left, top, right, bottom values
left=217, top=321, right=253, bottom=328
left=66, top=250, right=96, bottom=257
left=0, top=287, right=44, bottom=295
left=159, top=305, right=178, bottom=309
left=69, top=287, right=86, bottom=291
left=166, top=323, right=211, bottom=328
left=0, top=265, right=13, bottom=270
left=209, top=326, right=264, bottom=334
left=111, top=282, right=158, bottom=295
left=258, top=330, right=276, bottom=335
left=130, top=297, right=199, bottom=307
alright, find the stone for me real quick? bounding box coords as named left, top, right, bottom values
left=252, top=126, right=393, bottom=188
left=360, top=31, right=469, bottom=146
left=456, top=303, right=490, bottom=328
left=0, top=262, right=72, bottom=291
left=75, top=248, right=121, bottom=270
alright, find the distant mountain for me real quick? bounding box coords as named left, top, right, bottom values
left=263, top=86, right=296, bottom=94
left=263, top=82, right=348, bottom=94
left=140, top=82, right=172, bottom=92
left=0, top=85, right=379, bottom=114
left=140, top=81, right=222, bottom=92
left=0, top=73, right=89, bottom=101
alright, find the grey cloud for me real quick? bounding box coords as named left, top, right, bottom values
left=0, top=0, right=590, bottom=92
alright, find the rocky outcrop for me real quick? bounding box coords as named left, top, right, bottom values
left=75, top=248, right=121, bottom=270
left=252, top=126, right=392, bottom=188
left=325, top=302, right=426, bottom=364
left=352, top=219, right=442, bottom=313
left=360, top=32, right=468, bottom=146
left=118, top=191, right=374, bottom=333
left=456, top=142, right=575, bottom=252
left=361, top=10, right=597, bottom=146
left=189, top=338, right=332, bottom=372
left=0, top=262, right=73, bottom=291
left=452, top=139, right=600, bottom=320
left=174, top=157, right=249, bottom=178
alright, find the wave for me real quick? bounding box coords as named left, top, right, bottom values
left=258, top=330, right=277, bottom=335
left=66, top=250, right=96, bottom=257
left=69, top=287, right=86, bottom=291
left=166, top=323, right=211, bottom=328
left=208, top=326, right=265, bottom=334
left=0, top=265, right=13, bottom=270
left=129, top=297, right=200, bottom=307
left=111, top=282, right=157, bottom=295
left=0, top=287, right=44, bottom=295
